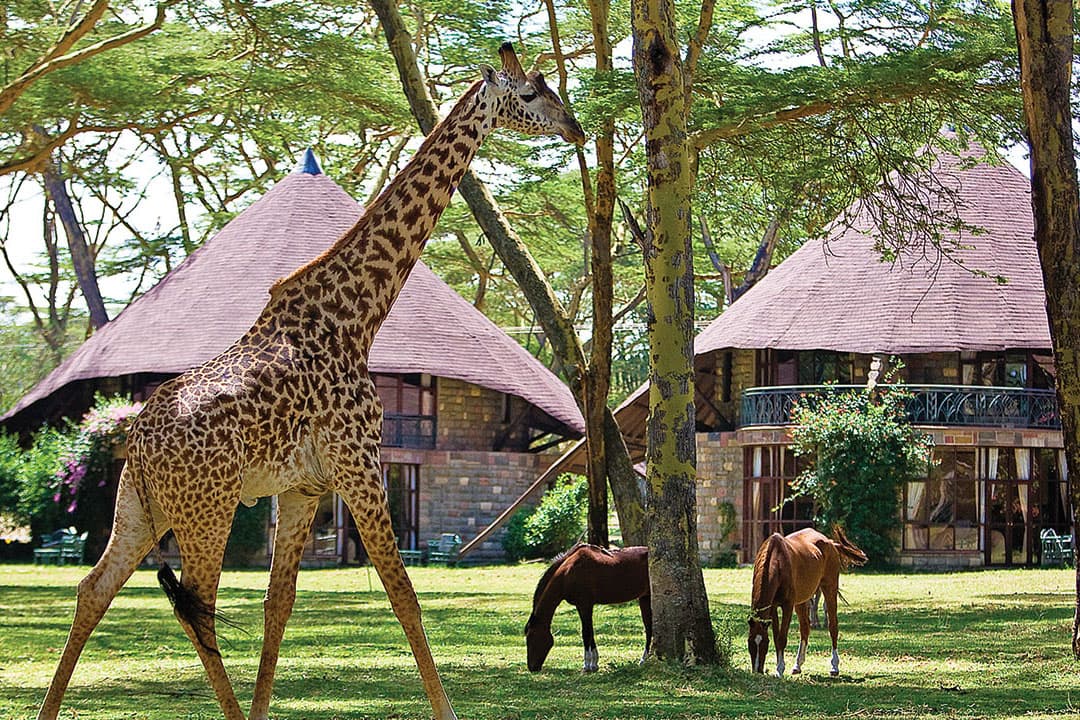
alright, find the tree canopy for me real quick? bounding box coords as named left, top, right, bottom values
left=0, top=0, right=1025, bottom=408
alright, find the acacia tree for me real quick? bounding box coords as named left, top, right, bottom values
left=631, top=0, right=717, bottom=663
left=1010, top=0, right=1080, bottom=656
left=370, top=0, right=648, bottom=546
left=0, top=1, right=414, bottom=406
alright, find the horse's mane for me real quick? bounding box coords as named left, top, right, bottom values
left=532, top=543, right=586, bottom=608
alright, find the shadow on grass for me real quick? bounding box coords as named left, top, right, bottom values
left=8, top=582, right=1079, bottom=719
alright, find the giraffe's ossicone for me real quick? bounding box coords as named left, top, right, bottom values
left=37, top=42, right=584, bottom=720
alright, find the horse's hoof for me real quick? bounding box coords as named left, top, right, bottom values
left=791, top=668, right=801, bottom=675
left=830, top=670, right=839, bottom=677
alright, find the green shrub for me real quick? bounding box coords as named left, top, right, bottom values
left=18, top=427, right=66, bottom=539
left=226, top=500, right=270, bottom=566
left=503, top=475, right=586, bottom=560
left=790, top=375, right=933, bottom=566
left=710, top=607, right=743, bottom=669
left=0, top=433, right=22, bottom=522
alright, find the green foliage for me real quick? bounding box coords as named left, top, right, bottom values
left=790, top=378, right=934, bottom=566
left=10, top=396, right=141, bottom=544
left=15, top=427, right=66, bottom=539
left=0, top=433, right=23, bottom=522
left=704, top=501, right=738, bottom=568
left=710, top=605, right=743, bottom=669
left=502, top=475, right=586, bottom=561
left=225, top=500, right=270, bottom=566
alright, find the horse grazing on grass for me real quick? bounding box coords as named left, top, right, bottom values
left=748, top=527, right=867, bottom=677
left=525, top=543, right=650, bottom=672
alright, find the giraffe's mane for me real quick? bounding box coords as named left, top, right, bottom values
left=268, top=79, right=487, bottom=300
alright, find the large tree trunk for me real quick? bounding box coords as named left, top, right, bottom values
left=371, top=0, right=647, bottom=546
left=631, top=0, right=718, bottom=663
left=581, top=0, right=618, bottom=547
left=40, top=153, right=109, bottom=330
left=1011, top=0, right=1080, bottom=657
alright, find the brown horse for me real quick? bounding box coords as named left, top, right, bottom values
left=524, top=544, right=650, bottom=672
left=748, top=527, right=867, bottom=677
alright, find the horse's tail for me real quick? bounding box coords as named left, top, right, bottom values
left=831, top=526, right=868, bottom=569
left=128, top=430, right=233, bottom=655
left=750, top=533, right=785, bottom=620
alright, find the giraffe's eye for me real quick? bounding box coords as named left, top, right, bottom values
left=520, top=91, right=537, bottom=103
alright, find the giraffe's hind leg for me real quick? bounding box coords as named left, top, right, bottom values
left=339, top=470, right=458, bottom=720
left=169, top=509, right=246, bottom=720
left=38, top=473, right=160, bottom=720
left=250, top=491, right=320, bottom=720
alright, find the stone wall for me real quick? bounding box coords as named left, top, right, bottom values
left=383, top=446, right=556, bottom=562
left=436, top=377, right=531, bottom=451
left=695, top=431, right=743, bottom=564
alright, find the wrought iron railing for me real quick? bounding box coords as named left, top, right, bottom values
left=740, top=384, right=1060, bottom=430
left=382, top=413, right=437, bottom=449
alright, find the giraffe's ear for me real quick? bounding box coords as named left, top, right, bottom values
left=480, top=64, right=497, bottom=84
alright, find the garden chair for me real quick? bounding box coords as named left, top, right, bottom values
left=1041, top=528, right=1074, bottom=567
left=33, top=527, right=77, bottom=565
left=59, top=531, right=88, bottom=564
left=426, top=533, right=461, bottom=566
left=399, top=546, right=424, bottom=566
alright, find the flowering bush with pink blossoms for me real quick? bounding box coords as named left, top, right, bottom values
left=52, top=395, right=142, bottom=515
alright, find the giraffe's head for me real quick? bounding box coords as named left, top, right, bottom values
left=479, top=42, right=586, bottom=146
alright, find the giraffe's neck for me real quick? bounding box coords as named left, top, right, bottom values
left=267, top=81, right=492, bottom=355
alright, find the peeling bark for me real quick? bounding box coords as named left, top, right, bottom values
left=632, top=0, right=718, bottom=664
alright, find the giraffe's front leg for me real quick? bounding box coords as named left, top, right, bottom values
left=250, top=491, right=320, bottom=720
left=339, top=469, right=458, bottom=720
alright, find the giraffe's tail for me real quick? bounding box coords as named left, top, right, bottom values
left=126, top=438, right=240, bottom=655
left=156, top=563, right=242, bottom=656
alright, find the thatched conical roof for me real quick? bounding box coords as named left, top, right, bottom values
left=3, top=159, right=583, bottom=437
left=696, top=148, right=1051, bottom=355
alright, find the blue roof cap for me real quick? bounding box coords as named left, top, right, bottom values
left=300, top=148, right=322, bottom=175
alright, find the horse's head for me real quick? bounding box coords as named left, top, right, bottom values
left=524, top=613, right=554, bottom=672
left=747, top=613, right=771, bottom=674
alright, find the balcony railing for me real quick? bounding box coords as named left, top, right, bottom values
left=740, top=384, right=1060, bottom=430
left=382, top=413, right=437, bottom=449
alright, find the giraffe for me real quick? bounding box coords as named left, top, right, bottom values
left=38, top=43, right=584, bottom=720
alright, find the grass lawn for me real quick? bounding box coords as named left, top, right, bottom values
left=1, top=562, right=1077, bottom=719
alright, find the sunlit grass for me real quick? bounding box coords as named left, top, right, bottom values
left=1, top=563, right=1076, bottom=719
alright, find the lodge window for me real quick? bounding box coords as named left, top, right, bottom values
left=375, top=373, right=436, bottom=448
left=903, top=447, right=1071, bottom=565
left=384, top=463, right=420, bottom=551
left=903, top=448, right=977, bottom=552
left=742, top=445, right=815, bottom=560
left=755, top=349, right=851, bottom=386
left=797, top=351, right=852, bottom=385
left=960, top=351, right=1034, bottom=388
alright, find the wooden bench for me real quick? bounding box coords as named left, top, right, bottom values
left=399, top=547, right=424, bottom=566
left=426, top=533, right=461, bottom=566
left=34, top=528, right=86, bottom=565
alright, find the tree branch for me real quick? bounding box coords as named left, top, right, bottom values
left=0, top=1, right=176, bottom=116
